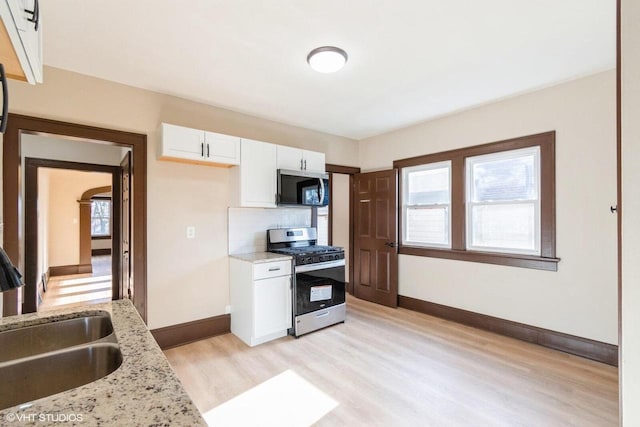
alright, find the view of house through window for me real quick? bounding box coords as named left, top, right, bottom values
left=91, top=199, right=111, bottom=237
left=465, top=146, right=540, bottom=255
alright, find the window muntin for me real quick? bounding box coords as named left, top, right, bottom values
left=91, top=199, right=111, bottom=237
left=465, top=147, right=540, bottom=255
left=402, top=161, right=451, bottom=248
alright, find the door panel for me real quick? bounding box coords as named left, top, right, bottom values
left=353, top=169, right=398, bottom=307
left=377, top=252, right=390, bottom=292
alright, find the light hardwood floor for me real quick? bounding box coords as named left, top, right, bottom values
left=39, top=256, right=112, bottom=312
left=165, top=295, right=618, bottom=426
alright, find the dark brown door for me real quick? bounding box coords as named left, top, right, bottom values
left=353, top=169, right=399, bottom=307
left=120, top=152, right=132, bottom=301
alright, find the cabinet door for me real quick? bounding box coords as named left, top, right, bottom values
left=253, top=275, right=292, bottom=338
left=161, top=123, right=205, bottom=161
left=302, top=150, right=326, bottom=173
left=205, top=131, right=240, bottom=165
left=240, top=139, right=277, bottom=207
left=276, top=145, right=303, bottom=171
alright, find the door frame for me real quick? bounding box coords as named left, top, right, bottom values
left=24, top=158, right=121, bottom=313
left=326, top=164, right=361, bottom=295
left=2, top=114, right=148, bottom=321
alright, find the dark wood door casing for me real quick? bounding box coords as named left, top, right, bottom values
left=2, top=114, right=148, bottom=321
left=120, top=152, right=132, bottom=301
left=325, top=163, right=361, bottom=295
left=24, top=158, right=121, bottom=313
left=353, top=169, right=399, bottom=307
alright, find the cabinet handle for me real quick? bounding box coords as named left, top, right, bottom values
left=268, top=267, right=281, bottom=271
left=0, top=64, right=8, bottom=134
left=207, top=143, right=210, bottom=158
left=304, top=159, right=307, bottom=170
left=300, top=159, right=303, bottom=170
left=25, top=0, right=40, bottom=31
left=201, top=142, right=204, bottom=157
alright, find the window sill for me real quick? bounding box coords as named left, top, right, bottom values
left=91, top=235, right=111, bottom=240
left=399, top=246, right=560, bottom=271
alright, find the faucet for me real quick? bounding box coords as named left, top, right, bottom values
left=0, top=246, right=23, bottom=292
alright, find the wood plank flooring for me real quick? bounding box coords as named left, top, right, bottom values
left=39, top=256, right=112, bottom=312
left=164, top=295, right=618, bottom=426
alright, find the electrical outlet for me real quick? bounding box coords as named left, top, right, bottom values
left=225, top=305, right=231, bottom=314
left=186, top=226, right=196, bottom=239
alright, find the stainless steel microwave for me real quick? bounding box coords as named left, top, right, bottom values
left=277, top=169, right=329, bottom=206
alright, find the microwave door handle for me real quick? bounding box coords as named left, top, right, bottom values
left=319, top=178, right=325, bottom=204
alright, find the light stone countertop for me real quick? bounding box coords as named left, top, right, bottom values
left=229, top=252, right=293, bottom=264
left=0, top=299, right=206, bottom=426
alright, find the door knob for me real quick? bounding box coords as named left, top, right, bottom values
left=384, top=242, right=396, bottom=248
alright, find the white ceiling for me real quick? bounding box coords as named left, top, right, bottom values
left=41, top=1, right=616, bottom=140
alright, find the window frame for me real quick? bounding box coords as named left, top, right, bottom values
left=402, top=160, right=452, bottom=249
left=394, top=131, right=559, bottom=271
left=465, top=146, right=541, bottom=256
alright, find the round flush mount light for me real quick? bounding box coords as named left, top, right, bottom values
left=307, top=46, right=348, bottom=73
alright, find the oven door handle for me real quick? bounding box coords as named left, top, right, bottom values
left=294, top=259, right=345, bottom=273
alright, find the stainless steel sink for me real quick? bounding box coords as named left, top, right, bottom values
left=0, top=342, right=123, bottom=410
left=0, top=313, right=115, bottom=362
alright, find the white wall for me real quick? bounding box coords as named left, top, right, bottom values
left=91, top=238, right=111, bottom=251
left=5, top=66, right=359, bottom=328
left=359, top=70, right=618, bottom=344
left=46, top=169, right=111, bottom=267
left=621, top=0, right=640, bottom=423
left=331, top=174, right=351, bottom=281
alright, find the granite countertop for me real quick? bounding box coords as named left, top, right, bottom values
left=0, top=300, right=206, bottom=426
left=229, top=251, right=292, bottom=264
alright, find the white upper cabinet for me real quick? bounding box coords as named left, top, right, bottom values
left=302, top=150, right=326, bottom=173
left=0, top=0, right=43, bottom=84
left=159, top=123, right=240, bottom=167
left=232, top=138, right=277, bottom=207
left=276, top=145, right=325, bottom=173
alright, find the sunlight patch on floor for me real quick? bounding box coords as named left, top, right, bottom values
left=56, top=275, right=112, bottom=286
left=203, top=370, right=338, bottom=427
left=55, top=281, right=111, bottom=295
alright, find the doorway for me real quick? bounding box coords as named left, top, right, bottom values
left=24, top=159, right=121, bottom=312
left=324, top=164, right=361, bottom=293
left=2, top=114, right=148, bottom=321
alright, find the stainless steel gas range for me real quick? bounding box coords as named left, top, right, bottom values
left=267, top=227, right=346, bottom=337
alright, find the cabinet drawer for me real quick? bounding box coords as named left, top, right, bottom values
left=253, top=260, right=291, bottom=280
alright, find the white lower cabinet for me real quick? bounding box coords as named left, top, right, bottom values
left=230, top=257, right=292, bottom=346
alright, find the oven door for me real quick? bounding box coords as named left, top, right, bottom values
left=294, top=261, right=345, bottom=316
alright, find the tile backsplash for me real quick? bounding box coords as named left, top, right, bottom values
left=228, top=207, right=311, bottom=255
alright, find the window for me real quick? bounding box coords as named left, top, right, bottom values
left=466, top=147, right=540, bottom=255
left=394, top=132, right=558, bottom=271
left=402, top=161, right=451, bottom=248
left=91, top=199, right=111, bottom=237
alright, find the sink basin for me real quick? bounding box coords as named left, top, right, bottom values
left=0, top=313, right=115, bottom=362
left=0, top=342, right=123, bottom=410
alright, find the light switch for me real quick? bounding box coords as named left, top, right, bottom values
left=186, top=226, right=196, bottom=239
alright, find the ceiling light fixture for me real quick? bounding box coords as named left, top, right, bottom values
left=307, top=46, right=348, bottom=73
